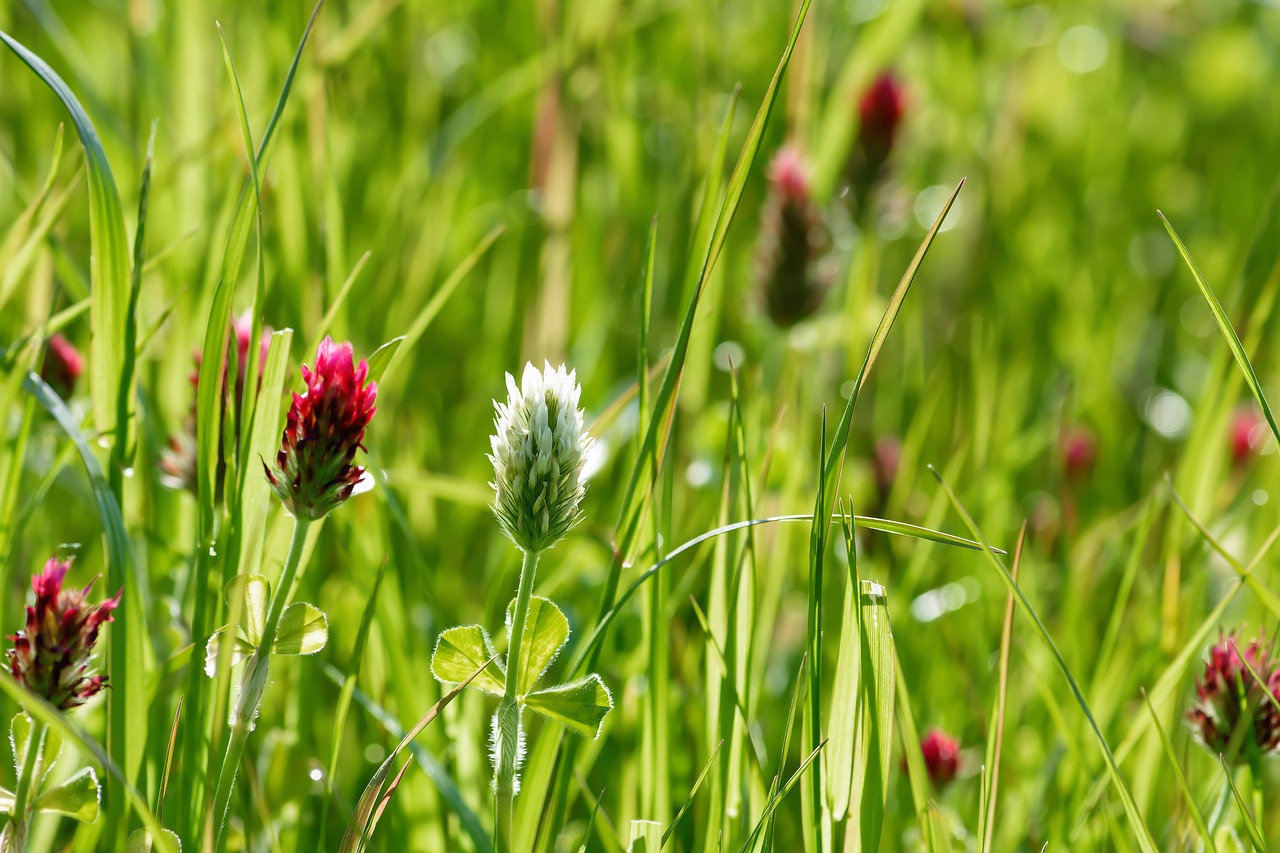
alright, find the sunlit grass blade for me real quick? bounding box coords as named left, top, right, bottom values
left=930, top=465, right=1158, bottom=852
left=1218, top=755, right=1267, bottom=852
left=0, top=29, right=131, bottom=439
left=738, top=740, right=827, bottom=853
left=1141, top=689, right=1216, bottom=852
left=1164, top=475, right=1280, bottom=620
left=0, top=673, right=174, bottom=852
left=893, top=660, right=936, bottom=852
left=980, top=524, right=1023, bottom=853
left=660, top=740, right=722, bottom=849
left=317, top=558, right=389, bottom=852
left=380, top=224, right=504, bottom=387
left=25, top=372, right=147, bottom=836
left=1069, top=521, right=1280, bottom=840
left=1160, top=211, right=1280, bottom=446
left=339, top=656, right=497, bottom=853
left=825, top=508, right=860, bottom=819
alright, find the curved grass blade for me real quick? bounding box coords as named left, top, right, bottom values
left=571, top=513, right=992, bottom=671
left=330, top=661, right=493, bottom=853
left=0, top=673, right=174, bottom=853
left=1219, top=755, right=1267, bottom=852
left=380, top=225, right=504, bottom=387
left=980, top=524, right=1023, bottom=853
left=1161, top=211, right=1280, bottom=446
left=1141, top=690, right=1216, bottom=852
left=660, top=740, right=721, bottom=849
left=25, top=373, right=147, bottom=830
left=0, top=30, right=130, bottom=440
left=930, top=465, right=1158, bottom=852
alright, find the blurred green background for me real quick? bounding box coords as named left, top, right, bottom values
left=3, top=0, right=1280, bottom=849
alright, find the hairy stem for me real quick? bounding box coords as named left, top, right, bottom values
left=5, top=716, right=46, bottom=852
left=495, top=547, right=540, bottom=851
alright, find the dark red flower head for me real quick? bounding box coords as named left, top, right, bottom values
left=858, top=71, right=906, bottom=158
left=1061, top=426, right=1096, bottom=480
left=1188, top=631, right=1280, bottom=760
left=757, top=146, right=832, bottom=328
left=264, top=337, right=378, bottom=519
left=164, top=311, right=274, bottom=498
left=1231, top=407, right=1265, bottom=467
left=40, top=334, right=83, bottom=399
left=7, top=558, right=120, bottom=711
left=918, top=728, right=960, bottom=786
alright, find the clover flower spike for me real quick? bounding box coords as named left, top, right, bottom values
left=7, top=558, right=120, bottom=711
left=264, top=337, right=378, bottom=519
left=40, top=334, right=83, bottom=398
left=489, top=361, right=593, bottom=552
left=756, top=146, right=832, bottom=328
left=1188, top=631, right=1280, bottom=759
left=919, top=728, right=960, bottom=785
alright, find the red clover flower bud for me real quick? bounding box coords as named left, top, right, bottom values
left=756, top=146, right=832, bottom=328
left=918, top=728, right=960, bottom=786
left=264, top=336, right=378, bottom=519
left=7, top=558, right=120, bottom=711
left=1231, top=407, right=1265, bottom=468
left=39, top=334, right=83, bottom=399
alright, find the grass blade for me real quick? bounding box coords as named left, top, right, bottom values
left=1160, top=211, right=1280, bottom=446
left=930, top=465, right=1158, bottom=852
left=0, top=29, right=131, bottom=439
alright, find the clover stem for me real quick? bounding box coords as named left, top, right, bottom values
left=209, top=516, right=312, bottom=847
left=495, top=547, right=540, bottom=852
left=5, top=715, right=46, bottom=849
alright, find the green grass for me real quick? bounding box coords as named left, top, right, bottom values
left=3, top=0, right=1280, bottom=850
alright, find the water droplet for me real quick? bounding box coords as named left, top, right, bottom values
left=208, top=547, right=218, bottom=558
left=308, top=768, right=323, bottom=782
left=122, top=467, right=135, bottom=478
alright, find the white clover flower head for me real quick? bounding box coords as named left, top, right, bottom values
left=489, top=361, right=594, bottom=553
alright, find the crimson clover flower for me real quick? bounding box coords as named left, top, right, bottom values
left=1231, top=407, right=1265, bottom=468
left=39, top=334, right=83, bottom=399
left=1060, top=425, right=1097, bottom=481
left=7, top=558, right=120, bottom=711
left=918, top=728, right=960, bottom=786
left=1188, top=631, right=1280, bottom=759
left=846, top=70, right=907, bottom=211
left=162, top=310, right=274, bottom=496
left=264, top=336, right=378, bottom=519
left=756, top=146, right=832, bottom=328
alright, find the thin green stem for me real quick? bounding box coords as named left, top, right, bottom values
left=209, top=515, right=312, bottom=847
left=6, top=716, right=46, bottom=850
left=495, top=547, right=540, bottom=852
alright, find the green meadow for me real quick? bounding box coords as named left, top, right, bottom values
left=2, top=0, right=1280, bottom=850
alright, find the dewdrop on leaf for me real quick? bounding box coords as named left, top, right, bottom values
left=488, top=361, right=593, bottom=553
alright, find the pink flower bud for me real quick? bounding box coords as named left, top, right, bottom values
left=1230, top=407, right=1265, bottom=467
left=918, top=728, right=960, bottom=785
left=264, top=337, right=378, bottom=519
left=846, top=71, right=907, bottom=208
left=1188, top=631, right=1280, bottom=759
left=39, top=334, right=83, bottom=398
left=756, top=146, right=832, bottom=327
left=858, top=71, right=906, bottom=161
left=1061, top=426, right=1096, bottom=480
left=7, top=558, right=120, bottom=711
